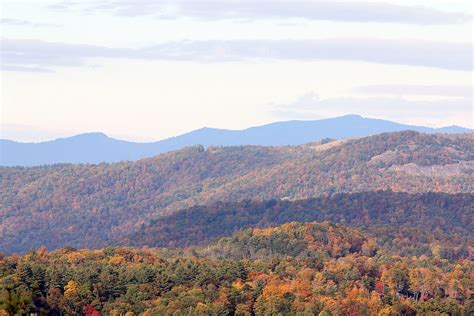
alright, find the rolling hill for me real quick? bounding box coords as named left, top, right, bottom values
left=1, top=114, right=471, bottom=166
left=1, top=131, right=472, bottom=253
left=120, top=191, right=473, bottom=254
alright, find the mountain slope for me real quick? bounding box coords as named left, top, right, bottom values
left=1, top=131, right=472, bottom=253
left=121, top=191, right=473, bottom=256
left=1, top=115, right=472, bottom=166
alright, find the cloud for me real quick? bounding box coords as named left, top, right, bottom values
left=357, top=85, right=474, bottom=97
left=0, top=65, right=54, bottom=73
left=1, top=37, right=472, bottom=72
left=1, top=38, right=127, bottom=69
left=0, top=18, right=60, bottom=28
left=271, top=92, right=473, bottom=127
left=50, top=0, right=472, bottom=25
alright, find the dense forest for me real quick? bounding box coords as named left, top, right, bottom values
left=122, top=191, right=473, bottom=258
left=1, top=221, right=472, bottom=315
left=1, top=188, right=473, bottom=255
left=1, top=131, right=473, bottom=314
left=1, top=132, right=473, bottom=253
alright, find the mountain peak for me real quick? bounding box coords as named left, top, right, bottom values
left=72, top=132, right=109, bottom=139
left=340, top=114, right=363, bottom=119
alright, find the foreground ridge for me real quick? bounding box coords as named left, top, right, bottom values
left=0, top=221, right=472, bottom=315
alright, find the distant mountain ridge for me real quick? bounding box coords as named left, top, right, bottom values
left=1, top=114, right=472, bottom=166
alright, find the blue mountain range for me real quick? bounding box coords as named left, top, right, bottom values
left=1, top=115, right=471, bottom=166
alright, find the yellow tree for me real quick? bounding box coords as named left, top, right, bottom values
left=63, top=280, right=81, bottom=315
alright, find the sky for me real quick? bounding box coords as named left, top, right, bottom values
left=0, top=0, right=473, bottom=142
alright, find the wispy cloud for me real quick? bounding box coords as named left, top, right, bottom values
left=271, top=92, right=473, bottom=127
left=50, top=0, right=472, bottom=25
left=357, top=84, right=474, bottom=97
left=0, top=65, right=54, bottom=73
left=2, top=38, right=472, bottom=72
left=0, top=18, right=60, bottom=28
left=1, top=38, right=127, bottom=69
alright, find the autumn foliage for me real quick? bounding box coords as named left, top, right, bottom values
left=1, top=222, right=472, bottom=315
left=1, top=132, right=472, bottom=253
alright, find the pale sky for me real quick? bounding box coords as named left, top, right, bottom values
left=1, top=0, right=473, bottom=142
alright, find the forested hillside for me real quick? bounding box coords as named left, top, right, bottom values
left=123, top=191, right=473, bottom=260
left=1, top=131, right=472, bottom=253
left=1, top=222, right=472, bottom=315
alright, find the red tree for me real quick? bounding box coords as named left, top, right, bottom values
left=84, top=304, right=100, bottom=316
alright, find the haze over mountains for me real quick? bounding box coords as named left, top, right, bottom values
left=1, top=114, right=471, bottom=166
